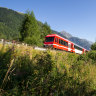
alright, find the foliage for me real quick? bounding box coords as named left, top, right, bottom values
left=41, top=22, right=52, bottom=41
left=0, top=7, right=24, bottom=40
left=0, top=44, right=96, bottom=96
left=20, top=11, right=40, bottom=42
left=87, top=50, right=96, bottom=61
left=91, top=42, right=96, bottom=50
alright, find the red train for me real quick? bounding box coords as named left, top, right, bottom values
left=44, top=34, right=88, bottom=54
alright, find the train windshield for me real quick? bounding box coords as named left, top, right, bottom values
left=45, top=37, right=54, bottom=42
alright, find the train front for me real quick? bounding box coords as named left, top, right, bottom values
left=44, top=35, right=55, bottom=49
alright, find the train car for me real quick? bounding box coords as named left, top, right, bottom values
left=44, top=34, right=87, bottom=54
left=74, top=43, right=86, bottom=54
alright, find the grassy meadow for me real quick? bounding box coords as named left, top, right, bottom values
left=0, top=43, right=96, bottom=96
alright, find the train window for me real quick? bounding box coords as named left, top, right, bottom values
left=45, top=37, right=54, bottom=42
left=61, top=40, right=63, bottom=45
left=59, top=39, right=68, bottom=46
left=74, top=45, right=82, bottom=51
left=66, top=42, right=68, bottom=46
left=57, top=38, right=58, bottom=43
left=59, top=39, right=63, bottom=45
left=59, top=39, right=61, bottom=44
left=64, top=41, right=68, bottom=46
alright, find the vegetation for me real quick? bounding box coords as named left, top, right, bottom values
left=20, top=11, right=41, bottom=46
left=41, top=22, right=51, bottom=41
left=91, top=42, right=96, bottom=50
left=0, top=43, right=96, bottom=96
left=0, top=7, right=24, bottom=40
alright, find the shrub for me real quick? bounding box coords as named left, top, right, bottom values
left=91, top=42, right=96, bottom=50
left=87, top=50, right=96, bottom=61
left=0, top=44, right=96, bottom=96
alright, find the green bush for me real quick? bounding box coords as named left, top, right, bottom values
left=88, top=50, right=96, bottom=61
left=91, top=42, right=96, bottom=50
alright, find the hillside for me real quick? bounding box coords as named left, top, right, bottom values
left=0, top=7, right=92, bottom=50
left=0, top=7, right=24, bottom=40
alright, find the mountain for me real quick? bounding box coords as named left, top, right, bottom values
left=60, top=31, right=72, bottom=39
left=0, top=7, right=92, bottom=50
left=69, top=37, right=92, bottom=50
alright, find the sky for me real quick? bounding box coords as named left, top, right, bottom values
left=0, top=0, right=96, bottom=42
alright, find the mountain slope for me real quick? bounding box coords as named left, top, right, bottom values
left=60, top=30, right=72, bottom=38
left=0, top=7, right=24, bottom=40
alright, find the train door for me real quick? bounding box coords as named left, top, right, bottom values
left=71, top=44, right=75, bottom=53
left=68, top=43, right=71, bottom=51
left=54, top=37, right=58, bottom=49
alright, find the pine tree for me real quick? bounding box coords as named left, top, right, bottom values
left=20, top=11, right=41, bottom=46
left=41, top=22, right=51, bottom=41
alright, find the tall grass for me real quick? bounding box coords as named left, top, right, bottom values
left=0, top=44, right=96, bottom=96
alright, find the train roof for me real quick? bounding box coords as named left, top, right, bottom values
left=46, top=34, right=72, bottom=43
